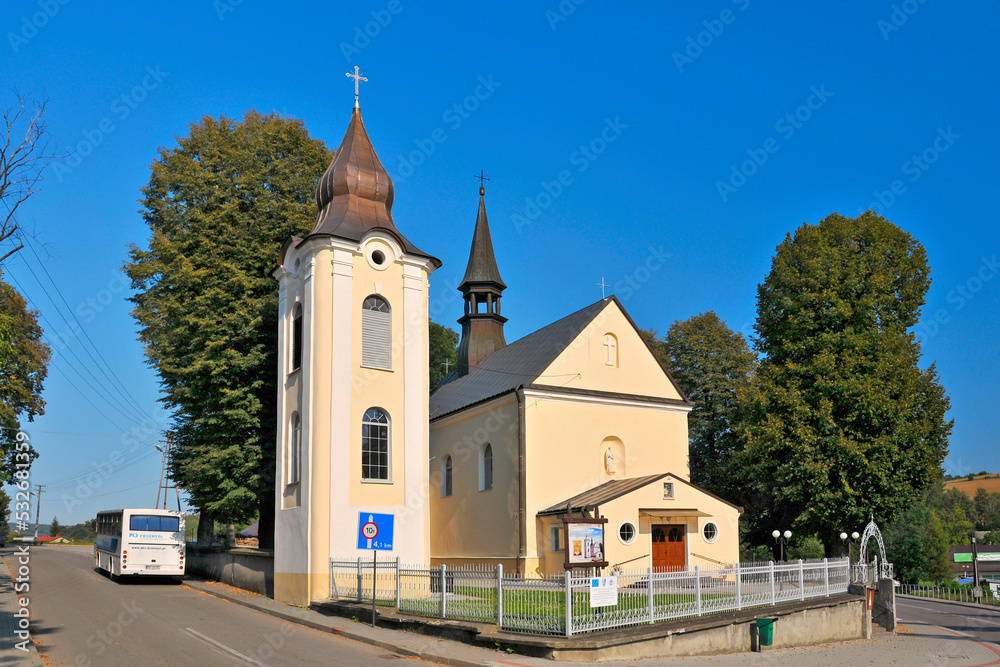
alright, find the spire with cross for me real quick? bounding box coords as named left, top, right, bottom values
left=345, top=66, right=368, bottom=108
left=596, top=277, right=610, bottom=299
left=474, top=169, right=489, bottom=195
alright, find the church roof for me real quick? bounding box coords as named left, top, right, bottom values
left=431, top=296, right=690, bottom=419
left=537, top=473, right=744, bottom=516
left=459, top=189, right=505, bottom=290
left=430, top=298, right=610, bottom=419
left=306, top=107, right=439, bottom=267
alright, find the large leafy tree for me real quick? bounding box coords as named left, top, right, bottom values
left=0, top=277, right=48, bottom=477
left=657, top=312, right=756, bottom=500
left=739, top=211, right=952, bottom=551
left=126, top=112, right=331, bottom=546
left=429, top=320, right=458, bottom=394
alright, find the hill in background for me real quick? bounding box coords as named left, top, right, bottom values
left=945, top=473, right=1000, bottom=498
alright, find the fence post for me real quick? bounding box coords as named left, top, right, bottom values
left=357, top=557, right=363, bottom=603
left=395, top=557, right=401, bottom=610
left=440, top=564, right=447, bottom=618
left=695, top=566, right=702, bottom=617
left=769, top=561, right=776, bottom=605
left=497, top=564, right=503, bottom=628
left=647, top=567, right=654, bottom=623
left=823, top=558, right=829, bottom=597
left=798, top=560, right=805, bottom=601
left=735, top=562, right=742, bottom=611
left=564, top=571, right=573, bottom=637
left=330, top=560, right=334, bottom=599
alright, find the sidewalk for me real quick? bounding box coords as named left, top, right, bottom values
left=0, top=552, right=43, bottom=665
left=182, top=577, right=1000, bottom=666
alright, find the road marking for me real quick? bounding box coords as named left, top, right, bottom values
left=969, top=616, right=1000, bottom=627
left=183, top=627, right=266, bottom=666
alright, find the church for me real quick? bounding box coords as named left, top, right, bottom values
left=272, top=95, right=741, bottom=606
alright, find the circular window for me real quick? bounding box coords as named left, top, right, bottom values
left=703, top=522, right=718, bottom=543
left=618, top=522, right=637, bottom=545
left=365, top=244, right=392, bottom=271
left=293, top=257, right=301, bottom=273
left=372, top=250, right=385, bottom=266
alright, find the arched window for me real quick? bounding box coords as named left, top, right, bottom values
left=479, top=444, right=493, bottom=491
left=442, top=455, right=453, bottom=497
left=291, top=303, right=303, bottom=371
left=287, top=412, right=301, bottom=485
left=362, top=296, right=391, bottom=369
left=362, top=408, right=390, bottom=481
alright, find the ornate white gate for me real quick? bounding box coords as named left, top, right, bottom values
left=855, top=517, right=893, bottom=582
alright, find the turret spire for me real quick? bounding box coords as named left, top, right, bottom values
left=457, top=179, right=507, bottom=376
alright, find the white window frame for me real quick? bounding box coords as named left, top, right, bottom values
left=290, top=302, right=303, bottom=373
left=702, top=522, right=719, bottom=543
left=479, top=443, right=493, bottom=491
left=361, top=408, right=391, bottom=482
left=287, top=412, right=301, bottom=485
left=617, top=521, right=637, bottom=545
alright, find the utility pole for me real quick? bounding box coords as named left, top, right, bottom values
left=32, top=485, right=43, bottom=540
left=156, top=433, right=182, bottom=511
left=973, top=536, right=981, bottom=602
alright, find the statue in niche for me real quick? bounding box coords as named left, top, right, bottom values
left=605, top=447, right=615, bottom=474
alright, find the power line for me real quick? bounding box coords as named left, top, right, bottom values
left=24, top=241, right=155, bottom=421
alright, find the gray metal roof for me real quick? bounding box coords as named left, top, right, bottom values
left=429, top=298, right=612, bottom=419
left=458, top=191, right=505, bottom=290
left=538, top=474, right=670, bottom=516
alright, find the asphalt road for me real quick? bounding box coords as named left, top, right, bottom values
left=3, top=545, right=426, bottom=666
left=897, top=594, right=1000, bottom=646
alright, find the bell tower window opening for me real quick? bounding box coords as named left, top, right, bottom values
left=291, top=303, right=303, bottom=371
left=362, top=296, right=391, bottom=369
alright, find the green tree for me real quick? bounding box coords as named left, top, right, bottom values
left=428, top=320, right=458, bottom=394
left=788, top=535, right=826, bottom=561
left=974, top=488, right=1000, bottom=531
left=126, top=112, right=331, bottom=546
left=740, top=212, right=952, bottom=551
left=49, top=516, right=61, bottom=537
left=0, top=277, right=48, bottom=477
left=983, top=530, right=1000, bottom=545
left=885, top=503, right=934, bottom=582
left=658, top=312, right=756, bottom=499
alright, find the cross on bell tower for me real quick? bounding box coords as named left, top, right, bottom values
left=345, top=66, right=368, bottom=108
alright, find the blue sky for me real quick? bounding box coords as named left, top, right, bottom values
left=2, top=1, right=997, bottom=525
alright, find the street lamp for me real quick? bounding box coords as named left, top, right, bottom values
left=772, top=529, right=792, bottom=561
left=840, top=531, right=861, bottom=562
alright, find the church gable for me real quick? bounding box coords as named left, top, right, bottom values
left=537, top=297, right=686, bottom=401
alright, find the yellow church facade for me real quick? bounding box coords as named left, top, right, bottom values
left=273, top=99, right=740, bottom=606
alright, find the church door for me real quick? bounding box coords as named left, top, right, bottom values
left=651, top=525, right=686, bottom=571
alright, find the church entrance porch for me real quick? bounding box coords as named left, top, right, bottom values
left=652, top=524, right=686, bottom=571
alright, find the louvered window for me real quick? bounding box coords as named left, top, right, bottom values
left=362, top=408, right=390, bottom=481
left=291, top=303, right=303, bottom=371
left=362, top=296, right=391, bottom=369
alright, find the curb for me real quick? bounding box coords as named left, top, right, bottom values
left=181, top=579, right=498, bottom=667
left=1, top=553, right=43, bottom=667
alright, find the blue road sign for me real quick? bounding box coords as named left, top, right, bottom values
left=357, top=512, right=394, bottom=551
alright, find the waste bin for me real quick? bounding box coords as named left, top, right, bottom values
left=755, top=618, right=777, bottom=646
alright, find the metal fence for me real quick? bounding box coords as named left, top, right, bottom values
left=330, top=557, right=851, bottom=636
left=899, top=583, right=999, bottom=606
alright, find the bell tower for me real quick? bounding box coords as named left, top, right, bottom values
left=457, top=183, right=507, bottom=375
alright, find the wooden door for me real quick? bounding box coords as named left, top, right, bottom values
left=652, top=524, right=686, bottom=571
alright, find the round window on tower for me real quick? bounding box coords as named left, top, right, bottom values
left=365, top=243, right=392, bottom=271
left=618, top=521, right=637, bottom=545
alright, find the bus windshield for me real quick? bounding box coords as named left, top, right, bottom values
left=129, top=515, right=180, bottom=532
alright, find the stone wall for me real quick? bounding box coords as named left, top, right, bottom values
left=186, top=546, right=274, bottom=597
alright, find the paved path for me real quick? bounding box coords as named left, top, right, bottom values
left=4, top=545, right=1000, bottom=666
left=898, top=594, right=1000, bottom=646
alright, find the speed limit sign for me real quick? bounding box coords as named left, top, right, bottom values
left=362, top=522, right=378, bottom=540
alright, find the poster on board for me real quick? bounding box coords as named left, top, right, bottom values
left=564, top=518, right=608, bottom=569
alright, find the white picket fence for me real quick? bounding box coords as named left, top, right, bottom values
left=330, top=557, right=851, bottom=636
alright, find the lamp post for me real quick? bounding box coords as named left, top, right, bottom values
left=772, top=529, right=792, bottom=562
left=840, top=531, right=860, bottom=562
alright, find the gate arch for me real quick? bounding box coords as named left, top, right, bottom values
left=858, top=517, right=891, bottom=580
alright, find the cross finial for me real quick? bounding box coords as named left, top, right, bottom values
left=345, top=66, right=368, bottom=108
left=474, top=169, right=489, bottom=195
left=443, top=359, right=451, bottom=373
left=596, top=277, right=610, bottom=299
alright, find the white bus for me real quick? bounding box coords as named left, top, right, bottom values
left=95, top=509, right=186, bottom=579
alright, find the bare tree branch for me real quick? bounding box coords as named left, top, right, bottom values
left=0, top=94, right=56, bottom=266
